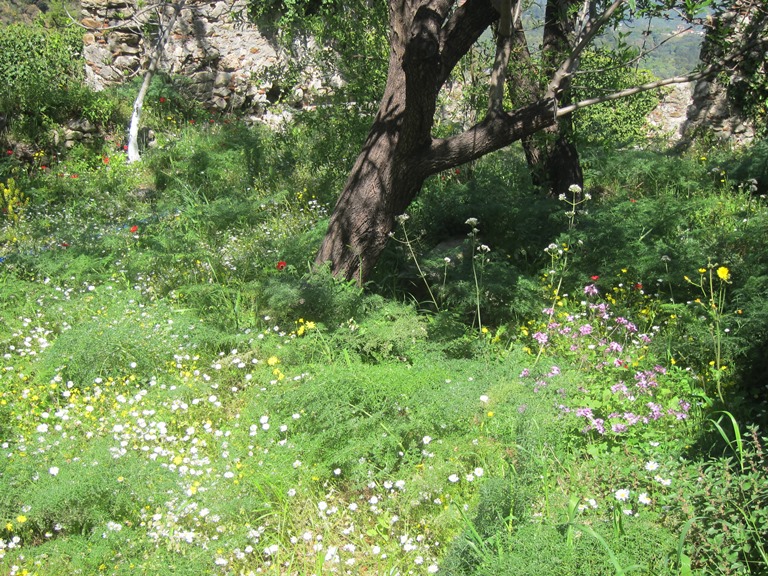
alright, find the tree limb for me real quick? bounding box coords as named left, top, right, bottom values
left=422, top=98, right=558, bottom=172
left=127, top=0, right=187, bottom=163
left=546, top=0, right=626, bottom=98
left=488, top=0, right=515, bottom=112
left=558, top=67, right=714, bottom=116
left=439, top=0, right=499, bottom=85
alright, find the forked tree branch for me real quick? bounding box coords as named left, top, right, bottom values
left=546, top=0, right=626, bottom=98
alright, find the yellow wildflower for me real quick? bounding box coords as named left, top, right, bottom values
left=267, top=356, right=280, bottom=366
left=716, top=266, right=730, bottom=281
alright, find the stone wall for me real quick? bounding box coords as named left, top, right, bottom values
left=682, top=0, right=768, bottom=145
left=80, top=0, right=289, bottom=116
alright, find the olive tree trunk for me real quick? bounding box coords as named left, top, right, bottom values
left=315, top=0, right=557, bottom=282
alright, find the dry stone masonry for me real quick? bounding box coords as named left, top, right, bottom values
left=78, top=0, right=765, bottom=144
left=682, top=0, right=768, bottom=145
left=80, top=0, right=287, bottom=116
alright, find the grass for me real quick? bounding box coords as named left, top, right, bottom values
left=1, top=112, right=768, bottom=575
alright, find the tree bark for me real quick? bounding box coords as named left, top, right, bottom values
left=315, top=0, right=563, bottom=282
left=315, top=0, right=714, bottom=282
left=512, top=0, right=584, bottom=195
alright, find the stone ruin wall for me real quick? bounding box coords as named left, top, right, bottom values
left=79, top=0, right=765, bottom=144
left=681, top=0, right=767, bottom=145
left=79, top=0, right=300, bottom=118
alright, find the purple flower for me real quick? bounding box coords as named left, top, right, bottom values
left=611, top=423, right=627, bottom=433
left=624, top=412, right=641, bottom=425
left=533, top=332, right=548, bottom=345
left=611, top=382, right=628, bottom=395
left=584, top=284, right=599, bottom=296
left=579, top=324, right=593, bottom=336
left=647, top=402, right=663, bottom=420
left=607, top=341, right=624, bottom=354
left=592, top=418, right=605, bottom=434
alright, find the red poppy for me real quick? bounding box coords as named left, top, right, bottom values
left=634, top=282, right=643, bottom=290
left=591, top=275, right=600, bottom=280
left=123, top=145, right=128, bottom=151
left=6, top=150, right=12, bottom=155
left=130, top=225, right=139, bottom=233
left=159, top=97, right=166, bottom=103
left=276, top=260, right=287, bottom=270
left=629, top=198, right=637, bottom=203
left=103, top=156, right=110, bottom=165
left=70, top=174, right=78, bottom=179
left=60, top=242, right=70, bottom=248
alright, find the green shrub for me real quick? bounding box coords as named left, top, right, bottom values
left=682, top=425, right=768, bottom=575
left=573, top=48, right=660, bottom=149
left=0, top=21, right=124, bottom=149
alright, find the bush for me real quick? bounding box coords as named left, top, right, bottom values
left=0, top=21, right=85, bottom=145
left=573, top=48, right=660, bottom=149
left=682, top=424, right=768, bottom=575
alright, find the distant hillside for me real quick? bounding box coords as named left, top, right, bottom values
left=523, top=1, right=704, bottom=78
left=605, top=20, right=704, bottom=78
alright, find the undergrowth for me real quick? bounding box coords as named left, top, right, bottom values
left=1, top=111, right=768, bottom=575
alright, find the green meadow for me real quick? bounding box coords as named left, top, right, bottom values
left=1, top=87, right=768, bottom=574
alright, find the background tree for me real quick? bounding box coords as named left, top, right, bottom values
left=310, top=0, right=735, bottom=283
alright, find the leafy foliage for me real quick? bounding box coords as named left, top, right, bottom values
left=573, top=48, right=660, bottom=148
left=249, top=0, right=388, bottom=109
left=0, top=21, right=86, bottom=143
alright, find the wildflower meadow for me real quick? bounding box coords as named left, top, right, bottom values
left=1, top=95, right=768, bottom=575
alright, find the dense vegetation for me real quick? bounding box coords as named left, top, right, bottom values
left=2, top=6, right=768, bottom=576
